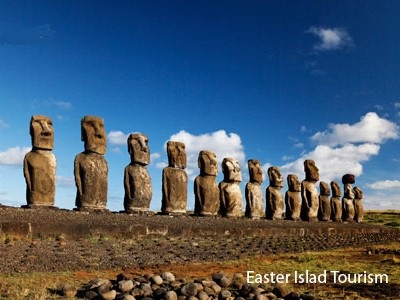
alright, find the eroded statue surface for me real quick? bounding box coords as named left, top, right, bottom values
left=74, top=116, right=108, bottom=210
left=245, top=159, right=264, bottom=219
left=124, top=133, right=152, bottom=213
left=285, top=174, right=301, bottom=221
left=23, top=115, right=56, bottom=208
left=194, top=150, right=219, bottom=216
left=318, top=181, right=331, bottom=221
left=301, top=159, right=319, bottom=222
left=265, top=166, right=284, bottom=220
left=219, top=157, right=243, bottom=217
left=161, top=141, right=188, bottom=214
left=342, top=174, right=355, bottom=222
left=330, top=181, right=342, bottom=222
left=353, top=186, right=364, bottom=223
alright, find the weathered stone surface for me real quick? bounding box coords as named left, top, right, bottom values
left=245, top=159, right=264, bottom=219
left=342, top=183, right=355, bottom=222
left=342, top=174, right=355, bottom=185
left=219, top=157, right=243, bottom=217
left=330, top=181, right=342, bottom=222
left=318, top=181, right=331, bottom=222
left=194, top=150, right=219, bottom=216
left=124, top=133, right=152, bottom=212
left=353, top=186, right=364, bottom=223
left=23, top=115, right=56, bottom=207
left=301, top=160, right=319, bottom=222
left=285, top=174, right=301, bottom=221
left=162, top=141, right=188, bottom=214
left=265, top=166, right=284, bottom=220
left=74, top=116, right=108, bottom=210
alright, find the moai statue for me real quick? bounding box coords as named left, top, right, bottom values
left=342, top=174, right=355, bottom=222
left=318, top=181, right=331, bottom=221
left=245, top=159, right=264, bottom=219
left=194, top=150, right=219, bottom=216
left=23, top=115, right=56, bottom=208
left=161, top=141, right=188, bottom=214
left=219, top=157, right=243, bottom=217
left=74, top=116, right=108, bottom=211
left=330, top=181, right=342, bottom=222
left=301, top=159, right=319, bottom=222
left=353, top=186, right=364, bottom=223
left=285, top=174, right=301, bottom=221
left=124, top=133, right=152, bottom=213
left=265, top=166, right=284, bottom=220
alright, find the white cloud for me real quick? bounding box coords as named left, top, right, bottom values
left=165, top=130, right=245, bottom=179
left=151, top=153, right=161, bottom=160
left=108, top=131, right=129, bottom=146
left=366, top=180, right=400, bottom=190
left=52, top=101, right=72, bottom=111
left=56, top=176, right=75, bottom=188
left=266, top=112, right=398, bottom=185
left=363, top=192, right=400, bottom=209
left=307, top=26, right=353, bottom=51
left=0, top=146, right=30, bottom=166
left=311, top=112, right=399, bottom=146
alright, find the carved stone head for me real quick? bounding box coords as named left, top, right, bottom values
left=330, top=181, right=341, bottom=197
left=30, top=115, right=54, bottom=150
left=268, top=166, right=283, bottom=188
left=81, top=116, right=107, bottom=155
left=128, top=133, right=150, bottom=165
left=319, top=181, right=331, bottom=196
left=287, top=174, right=301, bottom=192
left=353, top=186, right=363, bottom=199
left=198, top=150, right=218, bottom=176
left=222, top=157, right=242, bottom=182
left=167, top=141, right=186, bottom=169
left=344, top=184, right=355, bottom=199
left=248, top=159, right=262, bottom=184
left=304, top=159, right=319, bottom=182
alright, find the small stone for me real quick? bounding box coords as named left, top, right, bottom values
left=85, top=290, right=99, bottom=300
left=212, top=272, right=225, bottom=283
left=101, top=289, right=117, bottom=300
left=201, top=280, right=215, bottom=287
left=131, top=287, right=143, bottom=297
left=283, top=292, right=300, bottom=300
left=232, top=273, right=245, bottom=289
left=265, top=292, right=277, bottom=300
left=119, top=280, right=134, bottom=293
left=162, top=272, right=176, bottom=283
left=181, top=283, right=198, bottom=297
left=220, top=289, right=231, bottom=298
left=273, top=283, right=289, bottom=298
left=256, top=295, right=268, bottom=300
left=140, top=283, right=153, bottom=297
left=203, top=286, right=215, bottom=296
left=165, top=290, right=178, bottom=300
left=116, top=295, right=135, bottom=300
left=154, top=287, right=168, bottom=299
left=194, top=282, right=204, bottom=292
left=151, top=275, right=163, bottom=285
left=62, top=284, right=77, bottom=298
left=211, top=283, right=221, bottom=295
left=219, top=276, right=232, bottom=288
left=197, top=291, right=209, bottom=300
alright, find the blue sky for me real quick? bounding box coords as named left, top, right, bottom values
left=1, top=0, right=399, bottom=211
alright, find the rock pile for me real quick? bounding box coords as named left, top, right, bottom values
left=64, top=271, right=316, bottom=300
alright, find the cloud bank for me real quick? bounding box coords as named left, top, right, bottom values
left=166, top=130, right=245, bottom=179
left=278, top=112, right=398, bottom=183
left=307, top=26, right=353, bottom=51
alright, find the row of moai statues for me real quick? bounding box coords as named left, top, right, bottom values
left=22, top=115, right=364, bottom=222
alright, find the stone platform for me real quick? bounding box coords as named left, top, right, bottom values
left=0, top=206, right=396, bottom=240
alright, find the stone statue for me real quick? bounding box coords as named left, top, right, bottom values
left=284, top=174, right=301, bottom=221
left=219, top=157, right=243, bottom=217
left=353, top=186, right=364, bottom=223
left=23, top=115, right=56, bottom=208
left=265, top=166, right=284, bottom=220
left=330, top=181, right=342, bottom=222
left=301, top=159, right=319, bottom=222
left=74, top=116, right=108, bottom=211
left=194, top=150, right=219, bottom=216
left=161, top=141, right=188, bottom=214
left=245, top=159, right=264, bottom=219
left=342, top=174, right=355, bottom=222
left=318, top=181, right=331, bottom=221
left=124, top=133, right=152, bottom=213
